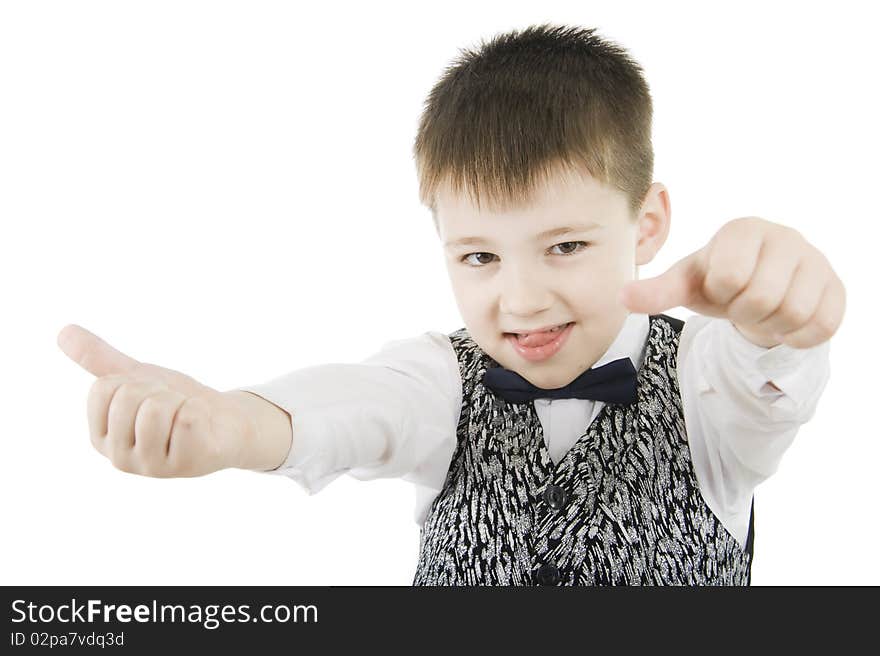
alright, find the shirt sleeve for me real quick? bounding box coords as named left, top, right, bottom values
left=678, top=314, right=831, bottom=548
left=234, top=331, right=461, bottom=503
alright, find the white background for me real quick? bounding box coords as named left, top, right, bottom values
left=1, top=0, right=876, bottom=585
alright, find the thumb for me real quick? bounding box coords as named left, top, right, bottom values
left=56, top=324, right=141, bottom=377
left=618, top=250, right=703, bottom=315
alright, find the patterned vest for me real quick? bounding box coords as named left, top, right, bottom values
left=412, top=313, right=754, bottom=585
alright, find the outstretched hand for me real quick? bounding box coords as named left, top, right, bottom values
left=618, top=217, right=846, bottom=349
left=57, top=324, right=254, bottom=477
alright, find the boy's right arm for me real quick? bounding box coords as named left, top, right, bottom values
left=58, top=324, right=459, bottom=501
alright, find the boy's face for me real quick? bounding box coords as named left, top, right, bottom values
left=435, top=165, right=669, bottom=389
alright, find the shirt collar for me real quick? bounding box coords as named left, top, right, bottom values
left=592, top=312, right=650, bottom=372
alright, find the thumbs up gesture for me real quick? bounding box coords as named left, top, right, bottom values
left=619, top=217, right=846, bottom=349
left=57, top=324, right=256, bottom=477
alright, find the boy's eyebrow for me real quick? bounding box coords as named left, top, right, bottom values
left=443, top=222, right=603, bottom=249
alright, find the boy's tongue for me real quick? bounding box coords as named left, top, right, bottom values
left=516, top=325, right=564, bottom=347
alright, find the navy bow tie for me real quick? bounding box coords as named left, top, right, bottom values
left=482, top=357, right=638, bottom=404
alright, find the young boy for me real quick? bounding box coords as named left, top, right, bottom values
left=57, top=24, right=843, bottom=585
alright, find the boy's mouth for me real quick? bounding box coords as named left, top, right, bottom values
left=504, top=321, right=572, bottom=340
left=503, top=322, right=574, bottom=361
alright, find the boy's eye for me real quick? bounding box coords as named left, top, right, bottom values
left=459, top=241, right=590, bottom=267
left=461, top=252, right=497, bottom=266
left=550, top=241, right=589, bottom=256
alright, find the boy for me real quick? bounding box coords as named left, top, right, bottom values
left=57, top=24, right=843, bottom=584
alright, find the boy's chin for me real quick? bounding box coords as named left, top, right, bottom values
left=515, top=369, right=576, bottom=390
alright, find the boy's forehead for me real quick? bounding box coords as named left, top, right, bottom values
left=435, top=167, right=619, bottom=240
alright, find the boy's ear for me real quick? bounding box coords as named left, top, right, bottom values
left=634, top=182, right=671, bottom=266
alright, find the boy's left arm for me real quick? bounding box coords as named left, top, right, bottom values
left=619, top=216, right=843, bottom=540
left=619, top=215, right=846, bottom=365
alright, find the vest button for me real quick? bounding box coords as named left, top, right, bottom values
left=543, top=484, right=568, bottom=510
left=536, top=563, right=560, bottom=585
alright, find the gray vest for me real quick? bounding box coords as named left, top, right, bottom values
left=412, top=314, right=754, bottom=585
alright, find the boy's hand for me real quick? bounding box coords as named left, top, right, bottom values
left=57, top=324, right=257, bottom=477
left=619, top=216, right=846, bottom=349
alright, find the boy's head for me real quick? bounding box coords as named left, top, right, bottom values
left=413, top=24, right=671, bottom=389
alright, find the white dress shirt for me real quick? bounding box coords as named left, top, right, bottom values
left=237, top=313, right=831, bottom=549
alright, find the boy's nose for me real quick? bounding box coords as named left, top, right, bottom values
left=498, top=269, right=553, bottom=318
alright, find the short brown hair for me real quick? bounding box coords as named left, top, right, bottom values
left=413, top=23, right=654, bottom=223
